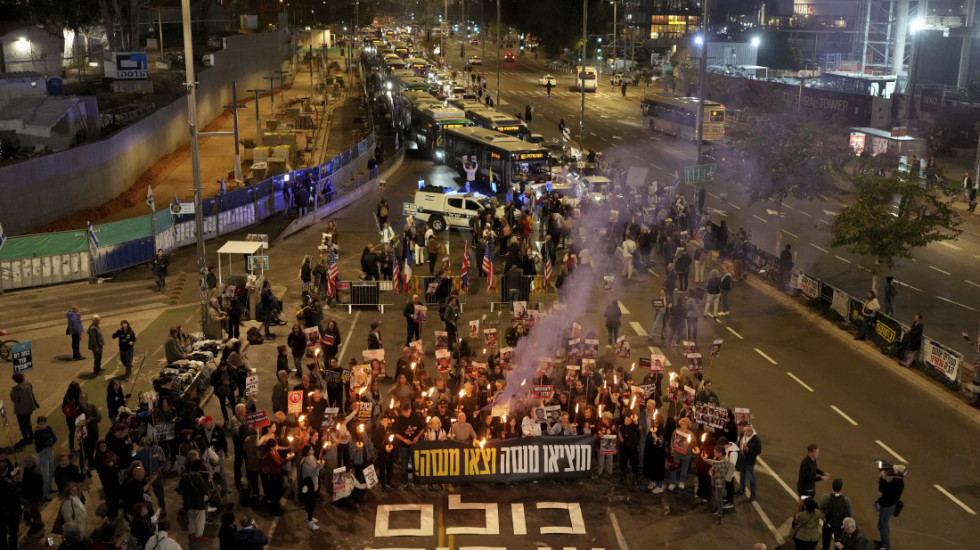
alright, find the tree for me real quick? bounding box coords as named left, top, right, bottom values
left=830, top=171, right=961, bottom=291
left=713, top=112, right=852, bottom=249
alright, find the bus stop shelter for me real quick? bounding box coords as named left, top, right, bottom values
left=216, top=240, right=267, bottom=287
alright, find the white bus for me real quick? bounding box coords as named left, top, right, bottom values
left=575, top=65, right=598, bottom=92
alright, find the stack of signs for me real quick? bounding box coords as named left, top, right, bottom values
left=693, top=402, right=728, bottom=431
left=734, top=408, right=751, bottom=427
left=615, top=336, right=631, bottom=359
left=362, top=349, right=385, bottom=379
left=414, top=304, right=427, bottom=323
left=469, top=320, right=480, bottom=339
left=513, top=301, right=528, bottom=319
left=484, top=328, right=497, bottom=348
left=584, top=339, right=599, bottom=359
left=686, top=353, right=703, bottom=373
left=435, top=331, right=449, bottom=349
left=305, top=327, right=321, bottom=348
left=435, top=349, right=451, bottom=371
left=581, top=358, right=596, bottom=376
left=531, top=385, right=554, bottom=399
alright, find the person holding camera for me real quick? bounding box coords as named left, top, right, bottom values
left=875, top=465, right=905, bottom=550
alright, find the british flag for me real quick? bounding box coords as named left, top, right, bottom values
left=327, top=247, right=339, bottom=298
left=460, top=243, right=470, bottom=292
left=482, top=241, right=495, bottom=291
left=542, top=242, right=552, bottom=287
left=392, top=246, right=401, bottom=292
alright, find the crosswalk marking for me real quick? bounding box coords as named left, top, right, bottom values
left=617, top=301, right=630, bottom=315
left=647, top=346, right=672, bottom=367
left=630, top=321, right=646, bottom=336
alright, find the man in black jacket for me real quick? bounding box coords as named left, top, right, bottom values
left=736, top=424, right=762, bottom=501
left=898, top=314, right=923, bottom=367
left=797, top=443, right=830, bottom=498
left=403, top=295, right=421, bottom=346
left=875, top=465, right=905, bottom=550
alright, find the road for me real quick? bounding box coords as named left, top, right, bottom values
left=1, top=37, right=978, bottom=550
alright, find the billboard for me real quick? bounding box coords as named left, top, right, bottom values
left=105, top=52, right=149, bottom=80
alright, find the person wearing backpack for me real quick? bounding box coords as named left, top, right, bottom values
left=819, top=478, right=854, bottom=550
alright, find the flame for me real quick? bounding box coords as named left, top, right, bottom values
left=653, top=408, right=659, bottom=418
left=575, top=403, right=580, bottom=414
left=687, top=433, right=692, bottom=443
left=298, top=415, right=306, bottom=423
left=521, top=378, right=527, bottom=386
left=426, top=416, right=431, bottom=423
left=287, top=436, right=294, bottom=442
left=307, top=391, right=314, bottom=396
left=388, top=435, right=394, bottom=442
left=389, top=398, right=395, bottom=409
left=598, top=405, right=603, bottom=416
left=314, top=348, right=321, bottom=356
left=358, top=387, right=367, bottom=395
left=428, top=388, right=435, bottom=397
left=487, top=383, right=491, bottom=390
left=631, top=363, right=636, bottom=372
left=630, top=395, right=637, bottom=409
left=669, top=372, right=677, bottom=382
left=322, top=441, right=329, bottom=448
left=502, top=413, right=507, bottom=423
left=479, top=438, right=486, bottom=448
left=358, top=424, right=364, bottom=433
left=603, top=381, right=607, bottom=389
left=701, top=433, right=707, bottom=443
left=459, top=389, right=466, bottom=398
left=614, top=375, right=618, bottom=386
left=411, top=362, right=416, bottom=370
left=336, top=423, right=341, bottom=431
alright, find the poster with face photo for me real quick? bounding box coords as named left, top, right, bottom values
left=435, top=349, right=452, bottom=372
left=532, top=407, right=548, bottom=422
left=410, top=339, right=424, bottom=357
left=351, top=365, right=371, bottom=391
left=304, top=326, right=321, bottom=348
left=513, top=301, right=528, bottom=320
left=544, top=405, right=562, bottom=423
left=469, top=319, right=480, bottom=339
left=567, top=338, right=582, bottom=361
left=526, top=309, right=540, bottom=330
left=615, top=336, right=631, bottom=359
left=536, top=358, right=554, bottom=377
left=362, top=349, right=386, bottom=379
left=686, top=353, right=703, bottom=373
left=564, top=363, right=580, bottom=384
left=499, top=347, right=514, bottom=364
left=600, top=434, right=618, bottom=455
left=414, top=304, right=427, bottom=323
left=584, top=339, right=599, bottom=359
left=484, top=328, right=497, bottom=348
left=581, top=358, right=596, bottom=377
left=651, top=355, right=666, bottom=373
left=471, top=362, right=487, bottom=378
left=571, top=322, right=582, bottom=340
left=671, top=431, right=691, bottom=455
left=734, top=408, right=750, bottom=427
left=332, top=467, right=347, bottom=493
left=434, top=331, right=448, bottom=350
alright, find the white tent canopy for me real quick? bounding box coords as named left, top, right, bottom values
left=216, top=240, right=267, bottom=286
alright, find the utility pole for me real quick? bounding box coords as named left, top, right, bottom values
left=263, top=75, right=277, bottom=115
left=221, top=82, right=247, bottom=182
left=580, top=0, right=587, bottom=141
left=611, top=0, right=616, bottom=70
left=442, top=0, right=447, bottom=68
left=695, top=0, right=709, bottom=165
left=179, top=0, right=208, bottom=334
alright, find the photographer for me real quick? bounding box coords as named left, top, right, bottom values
left=875, top=464, right=905, bottom=550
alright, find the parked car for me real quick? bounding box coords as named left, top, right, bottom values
left=504, top=52, right=516, bottom=63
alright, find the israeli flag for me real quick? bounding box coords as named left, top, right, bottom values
left=87, top=221, right=100, bottom=249
left=146, top=183, right=155, bottom=211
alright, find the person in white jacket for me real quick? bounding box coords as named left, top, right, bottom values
left=144, top=519, right=182, bottom=550
left=59, top=483, right=87, bottom=535
left=463, top=157, right=479, bottom=192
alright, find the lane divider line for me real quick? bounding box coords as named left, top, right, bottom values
left=757, top=456, right=799, bottom=502
left=830, top=405, right=859, bottom=426
left=929, top=265, right=951, bottom=275
left=786, top=372, right=814, bottom=392
left=782, top=229, right=799, bottom=238
left=834, top=256, right=852, bottom=264
left=937, top=296, right=979, bottom=312
left=754, top=348, right=778, bottom=364
left=608, top=511, right=630, bottom=550
left=809, top=243, right=829, bottom=253
left=726, top=327, right=744, bottom=340
left=753, top=215, right=768, bottom=223
left=933, top=485, right=978, bottom=516
left=875, top=440, right=908, bottom=464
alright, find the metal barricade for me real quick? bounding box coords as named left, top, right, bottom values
left=339, top=280, right=393, bottom=314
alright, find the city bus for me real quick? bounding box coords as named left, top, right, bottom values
left=463, top=107, right=530, bottom=139
left=408, top=104, right=472, bottom=161
left=641, top=93, right=726, bottom=141
left=404, top=57, right=430, bottom=77
left=392, top=75, right=433, bottom=93
left=575, top=65, right=598, bottom=92
left=443, top=127, right=551, bottom=192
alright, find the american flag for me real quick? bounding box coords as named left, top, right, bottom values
left=542, top=242, right=552, bottom=287
left=460, top=243, right=470, bottom=292
left=392, top=246, right=401, bottom=292
left=327, top=247, right=339, bottom=298
left=482, top=241, right=495, bottom=291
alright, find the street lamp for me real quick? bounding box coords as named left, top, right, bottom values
left=608, top=0, right=617, bottom=71
left=694, top=0, right=709, bottom=167
left=907, top=17, right=925, bottom=122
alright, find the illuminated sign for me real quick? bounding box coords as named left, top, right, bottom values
left=491, top=153, right=501, bottom=159
left=497, top=126, right=521, bottom=132
left=442, top=123, right=466, bottom=128
left=518, top=153, right=545, bottom=160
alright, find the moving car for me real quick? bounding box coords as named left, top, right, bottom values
left=504, top=52, right=516, bottom=63
left=610, top=72, right=633, bottom=86
left=468, top=55, right=482, bottom=65
left=538, top=74, right=557, bottom=87
left=470, top=38, right=480, bottom=45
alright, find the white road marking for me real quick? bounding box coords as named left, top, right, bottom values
left=835, top=255, right=852, bottom=264
left=934, top=485, right=978, bottom=515
left=809, top=243, right=829, bottom=253
left=823, top=209, right=839, bottom=216
left=830, top=405, right=859, bottom=426
left=511, top=503, right=527, bottom=535
left=754, top=348, right=778, bottom=364
left=875, top=440, right=908, bottom=464
left=708, top=193, right=721, bottom=200
left=782, top=229, right=799, bottom=238
left=818, top=219, right=830, bottom=225
left=337, top=310, right=361, bottom=361
left=726, top=327, right=744, bottom=340
left=753, top=215, right=768, bottom=223
left=648, top=347, right=672, bottom=366
left=799, top=210, right=812, bottom=217
left=939, top=241, right=962, bottom=251
left=374, top=504, right=435, bottom=537
left=647, top=268, right=661, bottom=278
left=630, top=321, right=647, bottom=336
left=446, top=495, right=500, bottom=535
left=536, top=502, right=586, bottom=534
left=612, top=135, right=622, bottom=140
left=786, top=372, right=815, bottom=392
left=937, top=296, right=979, bottom=312
left=966, top=280, right=980, bottom=289
left=757, top=457, right=799, bottom=501
left=751, top=499, right=785, bottom=546
left=617, top=301, right=631, bottom=315
left=608, top=511, right=630, bottom=550
left=929, top=265, right=951, bottom=275
left=729, top=203, right=741, bottom=210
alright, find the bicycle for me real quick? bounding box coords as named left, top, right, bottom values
left=0, top=330, right=17, bottom=362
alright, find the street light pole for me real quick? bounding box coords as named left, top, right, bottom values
left=695, top=0, right=708, bottom=165
left=581, top=0, right=587, bottom=141
left=180, top=0, right=208, bottom=334
left=496, top=0, right=501, bottom=106
left=442, top=0, right=448, bottom=68
left=611, top=0, right=616, bottom=71
left=246, top=89, right=263, bottom=146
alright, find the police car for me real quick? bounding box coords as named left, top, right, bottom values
left=403, top=186, right=494, bottom=232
